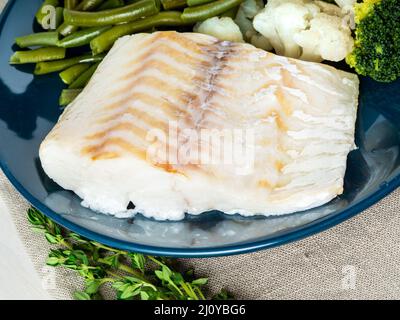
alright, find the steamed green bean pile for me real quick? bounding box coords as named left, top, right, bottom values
left=10, top=0, right=244, bottom=106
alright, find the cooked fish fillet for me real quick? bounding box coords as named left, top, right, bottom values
left=39, top=31, right=359, bottom=220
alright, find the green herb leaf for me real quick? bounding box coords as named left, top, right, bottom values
left=45, top=232, right=59, bottom=244
left=26, top=207, right=235, bottom=301
left=192, top=278, right=208, bottom=285
left=212, top=289, right=235, bottom=300
left=129, top=253, right=145, bottom=272
left=85, top=279, right=102, bottom=294
left=74, top=291, right=92, bottom=300
left=102, top=254, right=120, bottom=268
left=140, top=291, right=149, bottom=300
left=46, top=256, right=61, bottom=266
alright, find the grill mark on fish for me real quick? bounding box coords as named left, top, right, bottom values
left=257, top=179, right=275, bottom=190
left=256, top=104, right=291, bottom=189
left=90, top=109, right=169, bottom=139
left=275, top=160, right=284, bottom=172
left=87, top=122, right=149, bottom=141
left=163, top=42, right=238, bottom=176
left=250, top=81, right=277, bottom=97
left=275, top=70, right=294, bottom=118
left=261, top=67, right=297, bottom=188
left=100, top=38, right=224, bottom=118
left=154, top=163, right=182, bottom=174
left=83, top=137, right=146, bottom=160
left=123, top=41, right=209, bottom=72
left=82, top=37, right=239, bottom=177
left=103, top=89, right=193, bottom=121
left=84, top=103, right=190, bottom=166
left=153, top=42, right=236, bottom=173
left=103, top=75, right=195, bottom=113
left=122, top=32, right=208, bottom=61
left=273, top=109, right=288, bottom=132
left=101, top=35, right=213, bottom=104
left=92, top=152, right=120, bottom=160
left=122, top=59, right=195, bottom=84
left=102, top=42, right=227, bottom=111
left=155, top=31, right=212, bottom=56
left=87, top=121, right=184, bottom=165
left=98, top=96, right=180, bottom=124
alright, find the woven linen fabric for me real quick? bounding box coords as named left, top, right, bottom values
left=2, top=0, right=400, bottom=300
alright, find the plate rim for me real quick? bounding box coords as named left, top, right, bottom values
left=1, top=0, right=400, bottom=257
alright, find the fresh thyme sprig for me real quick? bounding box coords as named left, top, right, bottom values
left=27, top=207, right=233, bottom=300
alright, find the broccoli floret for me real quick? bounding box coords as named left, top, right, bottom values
left=346, top=0, right=400, bottom=83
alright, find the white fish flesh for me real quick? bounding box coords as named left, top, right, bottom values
left=39, top=31, right=359, bottom=220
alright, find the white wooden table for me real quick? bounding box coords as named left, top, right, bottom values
left=0, top=196, right=50, bottom=299
left=0, top=0, right=50, bottom=300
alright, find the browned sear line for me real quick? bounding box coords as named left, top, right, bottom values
left=81, top=35, right=239, bottom=178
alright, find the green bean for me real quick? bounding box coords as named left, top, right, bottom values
left=10, top=47, right=66, bottom=64
left=59, top=89, right=83, bottom=106
left=64, top=0, right=79, bottom=9
left=57, top=26, right=111, bottom=47
left=57, top=1, right=84, bottom=36
left=91, top=11, right=192, bottom=54
left=160, top=0, right=187, bottom=10
left=187, top=0, right=213, bottom=7
left=81, top=0, right=106, bottom=10
left=36, top=0, right=60, bottom=26
left=69, top=62, right=100, bottom=89
left=221, top=5, right=238, bottom=18
left=181, top=0, right=243, bottom=23
left=15, top=32, right=59, bottom=48
left=57, top=1, right=105, bottom=36
left=57, top=23, right=79, bottom=37
left=55, top=7, right=65, bottom=28
left=34, top=53, right=105, bottom=74
left=59, top=63, right=92, bottom=84
left=98, top=0, right=126, bottom=10
left=64, top=0, right=160, bottom=27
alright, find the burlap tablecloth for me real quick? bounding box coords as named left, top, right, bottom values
left=2, top=0, right=400, bottom=300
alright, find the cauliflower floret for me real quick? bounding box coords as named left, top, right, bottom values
left=294, top=13, right=354, bottom=62
left=253, top=0, right=354, bottom=62
left=333, top=0, right=356, bottom=29
left=194, top=17, right=244, bottom=43
left=316, top=0, right=355, bottom=28
left=253, top=0, right=313, bottom=58
left=314, top=0, right=344, bottom=16
left=334, top=0, right=356, bottom=11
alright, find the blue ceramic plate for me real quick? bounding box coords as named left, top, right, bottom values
left=1, top=0, right=400, bottom=257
